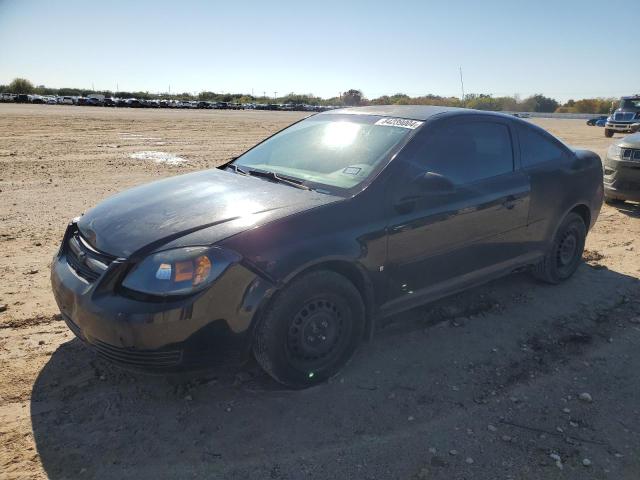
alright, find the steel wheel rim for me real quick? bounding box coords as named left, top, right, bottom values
left=557, top=230, right=578, bottom=267
left=285, top=297, right=353, bottom=372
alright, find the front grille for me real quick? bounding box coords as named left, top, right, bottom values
left=614, top=112, right=635, bottom=122
left=93, top=339, right=183, bottom=368
left=621, top=149, right=640, bottom=161
left=65, top=231, right=114, bottom=282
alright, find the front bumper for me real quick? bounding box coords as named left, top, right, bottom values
left=51, top=239, right=274, bottom=372
left=603, top=155, right=640, bottom=202
left=605, top=122, right=637, bottom=133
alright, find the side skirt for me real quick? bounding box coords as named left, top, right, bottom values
left=374, top=252, right=544, bottom=323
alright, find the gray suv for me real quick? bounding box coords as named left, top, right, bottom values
left=604, top=132, right=640, bottom=203
left=605, top=95, right=640, bottom=138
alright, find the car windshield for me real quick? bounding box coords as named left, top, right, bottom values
left=620, top=99, right=640, bottom=110
left=232, top=114, right=419, bottom=190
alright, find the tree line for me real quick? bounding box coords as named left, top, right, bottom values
left=1, top=78, right=618, bottom=114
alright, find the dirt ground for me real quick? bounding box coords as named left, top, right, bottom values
left=0, top=104, right=639, bottom=479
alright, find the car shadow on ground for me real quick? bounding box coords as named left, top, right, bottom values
left=30, top=265, right=639, bottom=479
left=613, top=201, right=640, bottom=218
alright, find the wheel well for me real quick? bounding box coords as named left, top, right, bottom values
left=569, top=204, right=591, bottom=230
left=300, top=261, right=376, bottom=339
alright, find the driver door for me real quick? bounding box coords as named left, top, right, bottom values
left=382, top=117, right=530, bottom=313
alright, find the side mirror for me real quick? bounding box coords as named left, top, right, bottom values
left=413, top=171, right=456, bottom=193
left=630, top=123, right=640, bottom=133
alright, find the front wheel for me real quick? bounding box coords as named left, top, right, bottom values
left=253, top=270, right=365, bottom=388
left=605, top=129, right=614, bottom=138
left=533, top=212, right=587, bottom=284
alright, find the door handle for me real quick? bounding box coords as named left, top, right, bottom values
left=502, top=195, right=517, bottom=210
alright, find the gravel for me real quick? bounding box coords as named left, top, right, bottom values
left=579, top=392, right=594, bottom=403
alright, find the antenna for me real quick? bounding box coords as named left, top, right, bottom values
left=459, top=67, right=465, bottom=107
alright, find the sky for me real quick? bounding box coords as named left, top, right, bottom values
left=0, top=0, right=638, bottom=102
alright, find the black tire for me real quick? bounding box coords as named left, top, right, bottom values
left=533, top=212, right=587, bottom=284
left=605, top=129, right=614, bottom=138
left=253, top=270, right=365, bottom=389
left=604, top=196, right=625, bottom=205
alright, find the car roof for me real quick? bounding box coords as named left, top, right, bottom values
left=621, top=95, right=640, bottom=100
left=319, top=105, right=510, bottom=121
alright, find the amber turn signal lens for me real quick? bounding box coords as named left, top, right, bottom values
left=193, top=255, right=212, bottom=285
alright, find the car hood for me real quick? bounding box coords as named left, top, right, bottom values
left=78, top=169, right=340, bottom=258
left=617, top=133, right=640, bottom=148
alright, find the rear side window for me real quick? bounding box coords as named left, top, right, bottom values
left=417, top=121, right=514, bottom=184
left=518, top=125, right=567, bottom=167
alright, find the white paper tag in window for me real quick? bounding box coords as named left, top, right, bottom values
left=374, top=118, right=423, bottom=129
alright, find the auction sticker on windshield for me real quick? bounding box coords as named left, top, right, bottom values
left=374, top=118, right=423, bottom=129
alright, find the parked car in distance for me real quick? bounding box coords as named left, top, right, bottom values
left=77, top=97, right=103, bottom=107
left=603, top=131, right=640, bottom=204
left=51, top=105, right=603, bottom=388
left=125, top=98, right=144, bottom=108
left=605, top=95, right=640, bottom=137
left=587, top=115, right=607, bottom=126
left=59, top=96, right=75, bottom=105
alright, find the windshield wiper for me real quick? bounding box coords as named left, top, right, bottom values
left=227, top=164, right=249, bottom=175
left=248, top=169, right=311, bottom=190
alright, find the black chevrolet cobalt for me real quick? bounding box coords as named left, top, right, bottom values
left=51, top=106, right=603, bottom=388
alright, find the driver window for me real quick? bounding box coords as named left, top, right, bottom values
left=413, top=121, right=514, bottom=184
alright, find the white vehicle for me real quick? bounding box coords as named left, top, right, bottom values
left=58, top=96, right=76, bottom=105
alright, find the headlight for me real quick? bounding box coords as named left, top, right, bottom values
left=607, top=144, right=621, bottom=159
left=121, top=247, right=240, bottom=296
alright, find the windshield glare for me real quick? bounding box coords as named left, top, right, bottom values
left=233, top=114, right=417, bottom=190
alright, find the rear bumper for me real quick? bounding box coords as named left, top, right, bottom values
left=51, top=248, right=274, bottom=372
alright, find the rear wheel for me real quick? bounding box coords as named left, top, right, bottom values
left=253, top=270, right=365, bottom=388
left=533, top=212, right=587, bottom=284
left=605, top=129, right=614, bottom=138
